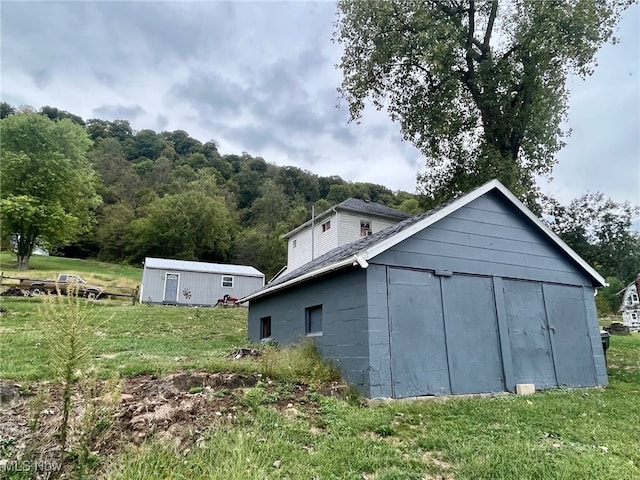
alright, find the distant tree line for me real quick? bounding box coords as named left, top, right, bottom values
left=1, top=103, right=638, bottom=298
left=0, top=104, right=422, bottom=277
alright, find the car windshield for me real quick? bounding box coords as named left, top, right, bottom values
left=68, top=276, right=87, bottom=284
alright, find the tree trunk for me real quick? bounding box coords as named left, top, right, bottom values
left=17, top=254, right=30, bottom=270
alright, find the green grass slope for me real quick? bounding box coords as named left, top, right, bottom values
left=1, top=254, right=638, bottom=479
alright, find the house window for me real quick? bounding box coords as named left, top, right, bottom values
left=322, top=221, right=331, bottom=232
left=293, top=239, right=297, bottom=248
left=632, top=312, right=638, bottom=320
left=260, top=316, right=272, bottom=340
left=360, top=220, right=372, bottom=236
left=221, top=275, right=234, bottom=288
left=632, top=293, right=639, bottom=303
left=305, top=305, right=323, bottom=336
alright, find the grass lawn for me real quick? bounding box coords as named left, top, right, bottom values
left=0, top=251, right=143, bottom=288
left=0, top=297, right=249, bottom=380
left=1, top=293, right=639, bottom=479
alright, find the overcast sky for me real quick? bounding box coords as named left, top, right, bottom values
left=2, top=1, right=638, bottom=212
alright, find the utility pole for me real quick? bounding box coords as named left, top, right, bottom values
left=311, top=204, right=315, bottom=261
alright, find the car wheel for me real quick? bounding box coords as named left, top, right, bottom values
left=86, top=290, right=98, bottom=300
left=30, top=286, right=44, bottom=296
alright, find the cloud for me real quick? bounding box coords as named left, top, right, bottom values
left=170, top=72, right=247, bottom=119
left=93, top=104, right=145, bottom=121
left=1, top=1, right=637, bottom=201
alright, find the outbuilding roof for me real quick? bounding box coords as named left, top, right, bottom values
left=282, top=198, right=410, bottom=239
left=144, top=257, right=263, bottom=278
left=241, top=179, right=607, bottom=302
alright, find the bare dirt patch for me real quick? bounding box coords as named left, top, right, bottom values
left=0, top=373, right=339, bottom=478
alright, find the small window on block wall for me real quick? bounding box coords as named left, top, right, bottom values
left=260, top=316, right=272, bottom=340
left=305, top=305, right=323, bottom=336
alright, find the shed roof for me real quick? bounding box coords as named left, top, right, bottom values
left=144, top=257, right=263, bottom=278
left=242, top=179, right=606, bottom=302
left=283, top=198, right=410, bottom=239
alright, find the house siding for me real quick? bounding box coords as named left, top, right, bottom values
left=314, top=214, right=339, bottom=259
left=287, top=228, right=314, bottom=273
left=620, top=283, right=640, bottom=332
left=338, top=212, right=399, bottom=247
left=287, top=213, right=339, bottom=272
left=247, top=269, right=372, bottom=395
left=374, top=192, right=592, bottom=286
left=141, top=268, right=264, bottom=305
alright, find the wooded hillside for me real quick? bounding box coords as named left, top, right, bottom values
left=0, top=104, right=423, bottom=278
left=1, top=103, right=637, bottom=289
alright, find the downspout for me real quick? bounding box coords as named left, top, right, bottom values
left=353, top=254, right=369, bottom=269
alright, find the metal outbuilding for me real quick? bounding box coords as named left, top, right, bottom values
left=141, top=257, right=264, bottom=306
left=243, top=180, right=608, bottom=399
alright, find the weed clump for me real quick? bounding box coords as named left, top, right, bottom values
left=35, top=286, right=122, bottom=477
left=259, top=340, right=342, bottom=386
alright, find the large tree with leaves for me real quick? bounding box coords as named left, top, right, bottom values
left=127, top=189, right=236, bottom=264
left=544, top=193, right=640, bottom=283
left=335, top=0, right=631, bottom=204
left=0, top=112, right=101, bottom=269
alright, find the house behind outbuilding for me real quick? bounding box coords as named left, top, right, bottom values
left=243, top=180, right=608, bottom=399
left=141, top=257, right=264, bottom=306
left=619, top=276, right=640, bottom=332
left=282, top=198, right=411, bottom=274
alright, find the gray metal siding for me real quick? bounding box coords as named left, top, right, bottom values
left=373, top=191, right=592, bottom=287
left=248, top=269, right=371, bottom=395
left=141, top=267, right=264, bottom=305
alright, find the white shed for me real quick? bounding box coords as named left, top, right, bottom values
left=140, top=257, right=264, bottom=306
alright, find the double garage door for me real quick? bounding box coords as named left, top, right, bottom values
left=388, top=268, right=598, bottom=398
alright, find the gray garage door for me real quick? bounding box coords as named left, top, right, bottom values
left=503, top=279, right=557, bottom=389
left=388, top=269, right=504, bottom=397
left=441, top=275, right=505, bottom=394
left=388, top=268, right=450, bottom=398
left=543, top=284, right=597, bottom=387
left=386, top=269, right=596, bottom=397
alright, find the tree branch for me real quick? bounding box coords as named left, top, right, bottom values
left=432, top=0, right=465, bottom=19
left=483, top=0, right=498, bottom=54
left=465, top=1, right=476, bottom=75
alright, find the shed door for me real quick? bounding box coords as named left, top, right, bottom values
left=543, top=284, right=597, bottom=387
left=163, top=273, right=179, bottom=303
left=441, top=275, right=505, bottom=394
left=503, top=280, right=557, bottom=389
left=388, top=268, right=450, bottom=398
